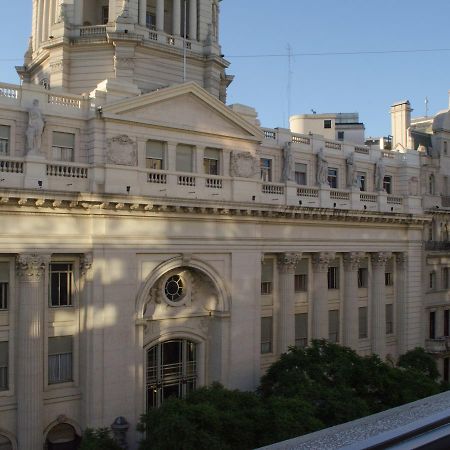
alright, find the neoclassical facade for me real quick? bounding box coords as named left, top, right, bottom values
left=0, top=1, right=448, bottom=449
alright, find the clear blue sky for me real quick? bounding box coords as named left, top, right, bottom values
left=2, top=1, right=450, bottom=136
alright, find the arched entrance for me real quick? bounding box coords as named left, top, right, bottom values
left=146, top=339, right=197, bottom=409
left=0, top=435, right=12, bottom=450
left=45, top=424, right=80, bottom=450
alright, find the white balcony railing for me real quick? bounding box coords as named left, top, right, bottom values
left=292, top=135, right=311, bottom=145
left=80, top=25, right=107, bottom=37
left=147, top=172, right=167, bottom=184
left=330, top=190, right=350, bottom=201
left=206, top=178, right=223, bottom=189
left=0, top=84, right=19, bottom=100
left=325, top=141, right=342, bottom=150
left=297, top=187, right=319, bottom=198
left=47, top=163, right=88, bottom=179
left=425, top=338, right=449, bottom=353
left=0, top=159, right=24, bottom=174
left=262, top=183, right=284, bottom=195
left=178, top=175, right=196, bottom=187
left=387, top=195, right=403, bottom=205
left=360, top=193, right=377, bottom=203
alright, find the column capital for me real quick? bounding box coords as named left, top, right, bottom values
left=370, top=252, right=392, bottom=269
left=312, top=252, right=336, bottom=272
left=396, top=252, right=408, bottom=267
left=16, top=253, right=50, bottom=281
left=343, top=252, right=365, bottom=271
left=80, top=253, right=93, bottom=276
left=277, top=253, right=302, bottom=274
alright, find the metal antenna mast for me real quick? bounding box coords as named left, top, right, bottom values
left=425, top=97, right=429, bottom=117
left=183, top=0, right=187, bottom=82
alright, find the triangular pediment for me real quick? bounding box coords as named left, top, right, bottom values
left=101, top=82, right=263, bottom=141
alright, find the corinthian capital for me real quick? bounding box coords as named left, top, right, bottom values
left=16, top=253, right=50, bottom=281
left=80, top=253, right=93, bottom=276
left=370, top=252, right=392, bottom=269
left=277, top=253, right=302, bottom=273
left=312, top=252, right=336, bottom=272
left=343, top=252, right=365, bottom=271
left=396, top=253, right=407, bottom=268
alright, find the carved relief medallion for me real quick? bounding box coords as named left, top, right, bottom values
left=230, top=152, right=259, bottom=178
left=106, top=135, right=137, bottom=166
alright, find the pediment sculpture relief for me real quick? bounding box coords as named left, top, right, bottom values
left=230, top=151, right=259, bottom=178
left=106, top=135, right=137, bottom=166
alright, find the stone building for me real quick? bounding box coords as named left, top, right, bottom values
left=0, top=1, right=449, bottom=449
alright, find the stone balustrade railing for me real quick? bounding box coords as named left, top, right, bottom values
left=0, top=158, right=24, bottom=174
left=425, top=337, right=449, bottom=353
left=79, top=25, right=107, bottom=37
left=47, top=163, right=89, bottom=179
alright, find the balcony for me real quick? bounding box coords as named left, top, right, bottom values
left=425, top=337, right=450, bottom=354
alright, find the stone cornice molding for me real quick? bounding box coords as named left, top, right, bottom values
left=16, top=253, right=50, bottom=281
left=370, top=252, right=392, bottom=269
left=343, top=252, right=365, bottom=271
left=312, top=252, right=336, bottom=273
left=277, top=253, right=302, bottom=274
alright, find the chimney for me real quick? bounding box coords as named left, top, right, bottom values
left=390, top=101, right=412, bottom=150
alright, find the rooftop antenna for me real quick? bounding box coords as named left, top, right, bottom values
left=425, top=96, right=429, bottom=118
left=183, top=0, right=187, bottom=82
left=287, top=43, right=293, bottom=128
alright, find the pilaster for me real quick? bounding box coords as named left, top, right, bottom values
left=396, top=253, right=408, bottom=355
left=156, top=0, right=164, bottom=31
left=189, top=0, right=198, bottom=40
left=173, top=0, right=181, bottom=36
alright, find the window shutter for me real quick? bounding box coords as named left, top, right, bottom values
left=0, top=126, right=10, bottom=139
left=176, top=144, right=193, bottom=172
left=295, top=163, right=307, bottom=173
left=204, top=148, right=220, bottom=160
left=49, top=336, right=73, bottom=355
left=146, top=140, right=165, bottom=160
left=295, top=259, right=308, bottom=275
left=0, top=263, right=8, bottom=282
left=53, top=132, right=75, bottom=148
left=261, top=260, right=273, bottom=282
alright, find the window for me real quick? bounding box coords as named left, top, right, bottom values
left=146, top=339, right=197, bottom=409
left=295, top=260, right=308, bottom=292
left=146, top=140, right=165, bottom=170
left=176, top=144, right=194, bottom=172
left=443, top=268, right=449, bottom=290
left=260, top=158, right=272, bottom=182
left=429, top=311, right=436, bottom=339
left=0, top=125, right=10, bottom=156
left=337, top=131, right=344, bottom=141
left=429, top=174, right=435, bottom=195
left=146, top=11, right=156, bottom=29
left=324, top=119, right=332, bottom=129
left=295, top=313, right=308, bottom=347
left=261, top=317, right=273, bottom=354
left=385, top=272, right=393, bottom=287
left=359, top=307, right=368, bottom=339
left=445, top=310, right=449, bottom=337
left=203, top=148, right=220, bottom=175
left=52, top=132, right=75, bottom=162
left=358, top=268, right=368, bottom=288
left=356, top=172, right=366, bottom=191
left=383, top=176, right=392, bottom=194
left=328, top=310, right=339, bottom=343
left=261, top=260, right=273, bottom=295
left=295, top=163, right=307, bottom=185
left=328, top=266, right=339, bottom=289
left=386, top=304, right=394, bottom=335
left=0, top=342, right=8, bottom=391
left=429, top=271, right=436, bottom=290
left=48, top=336, right=73, bottom=384
left=101, top=6, right=109, bottom=24
left=0, top=263, right=8, bottom=310
left=50, top=263, right=73, bottom=307
left=328, top=168, right=338, bottom=188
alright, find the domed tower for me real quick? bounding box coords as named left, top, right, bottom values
left=17, top=0, right=232, bottom=101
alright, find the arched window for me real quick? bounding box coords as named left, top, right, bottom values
left=45, top=423, right=80, bottom=450
left=429, top=174, right=436, bottom=195
left=146, top=339, right=197, bottom=409
left=0, top=435, right=12, bottom=450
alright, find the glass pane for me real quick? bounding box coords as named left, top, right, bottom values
left=261, top=260, right=273, bottom=282
left=204, top=148, right=220, bottom=160
left=0, top=342, right=8, bottom=366
left=295, top=313, right=308, bottom=346
left=146, top=140, right=165, bottom=159
left=59, top=273, right=68, bottom=305
left=49, top=336, right=73, bottom=355
left=359, top=307, right=367, bottom=338
left=261, top=317, right=273, bottom=341
left=51, top=273, right=60, bottom=306
left=0, top=263, right=9, bottom=282
left=176, top=145, right=193, bottom=172
left=53, top=132, right=74, bottom=148
left=0, top=126, right=10, bottom=140
left=162, top=383, right=180, bottom=401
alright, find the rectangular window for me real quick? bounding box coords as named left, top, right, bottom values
left=261, top=317, right=273, bottom=354
left=445, top=310, right=449, bottom=337
left=260, top=158, right=272, bottom=182
left=328, top=310, right=339, bottom=343
left=0, top=342, right=8, bottom=391
left=50, top=263, right=73, bottom=307
left=295, top=313, right=308, bottom=347
left=146, top=140, right=165, bottom=170
left=295, top=163, right=307, bottom=185
left=430, top=271, right=436, bottom=290
left=52, top=132, right=75, bottom=162
left=328, top=266, right=339, bottom=289
left=48, top=336, right=73, bottom=384
left=429, top=311, right=436, bottom=339
left=0, top=125, right=10, bottom=156
left=102, top=6, right=109, bottom=24
left=337, top=131, right=344, bottom=141
left=386, top=304, right=394, bottom=335
left=385, top=272, right=393, bottom=287
left=443, top=268, right=449, bottom=290
left=356, top=172, right=366, bottom=191
left=359, top=307, right=368, bottom=339
left=294, top=274, right=307, bottom=292
left=0, top=263, right=9, bottom=310
left=358, top=268, right=368, bottom=288
left=176, top=144, right=194, bottom=173
left=383, top=175, right=392, bottom=194
left=261, top=260, right=273, bottom=295
left=146, top=11, right=156, bottom=29
left=328, top=168, right=338, bottom=188
left=203, top=148, right=220, bottom=175
left=324, top=119, right=332, bottom=129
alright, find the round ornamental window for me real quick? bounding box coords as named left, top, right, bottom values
left=164, top=275, right=184, bottom=302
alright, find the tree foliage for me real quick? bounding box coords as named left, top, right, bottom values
left=397, top=347, right=440, bottom=380
left=79, top=428, right=122, bottom=450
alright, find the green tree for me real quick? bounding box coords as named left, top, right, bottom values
left=79, top=428, right=122, bottom=450
left=397, top=347, right=440, bottom=380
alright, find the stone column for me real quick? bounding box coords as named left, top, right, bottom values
left=156, top=0, right=165, bottom=31
left=370, top=252, right=391, bottom=357
left=16, top=253, right=50, bottom=450
left=139, top=0, right=147, bottom=26
left=396, top=253, right=408, bottom=355
left=173, top=0, right=181, bottom=36
left=277, top=253, right=302, bottom=353
left=312, top=252, right=335, bottom=339
left=343, top=252, right=363, bottom=349
left=189, top=0, right=197, bottom=40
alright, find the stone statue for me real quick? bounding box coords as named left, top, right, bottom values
left=117, top=0, right=132, bottom=23
left=282, top=141, right=295, bottom=182
left=346, top=153, right=357, bottom=188
left=316, top=148, right=329, bottom=186
left=375, top=157, right=385, bottom=191
left=26, top=99, right=45, bottom=156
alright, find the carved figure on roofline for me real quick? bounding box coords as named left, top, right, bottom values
left=26, top=99, right=45, bottom=156
left=316, top=148, right=329, bottom=186
left=375, top=157, right=385, bottom=191
left=346, top=153, right=358, bottom=188
left=282, top=141, right=295, bottom=182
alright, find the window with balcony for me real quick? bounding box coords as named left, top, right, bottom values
left=0, top=263, right=9, bottom=311
left=101, top=6, right=109, bottom=24
left=359, top=306, right=368, bottom=339
left=48, top=336, right=73, bottom=384
left=203, top=148, right=220, bottom=175
left=0, top=125, right=10, bottom=156
left=328, top=266, right=339, bottom=289
left=356, top=172, right=366, bottom=192
left=295, top=313, right=308, bottom=347
left=261, top=317, right=273, bottom=354
left=50, top=263, right=73, bottom=307
left=261, top=260, right=273, bottom=295
left=146, top=140, right=165, bottom=170
left=52, top=132, right=75, bottom=162
left=386, top=304, right=394, bottom=335
left=324, top=120, right=332, bottom=129
left=383, top=175, right=392, bottom=194
left=429, top=311, right=436, bottom=339
left=295, top=163, right=307, bottom=185
left=176, top=144, right=194, bottom=172
left=260, top=158, right=272, bottom=182
left=0, top=342, right=8, bottom=391
left=328, top=168, right=338, bottom=188
left=328, top=310, right=339, bottom=343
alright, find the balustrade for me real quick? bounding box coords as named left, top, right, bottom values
left=354, top=146, right=370, bottom=155
left=0, top=159, right=24, bottom=174
left=297, top=187, right=319, bottom=198
left=205, top=178, right=222, bottom=189
left=178, top=175, right=196, bottom=186
left=46, top=164, right=88, bottom=178
left=292, top=135, right=310, bottom=145
left=263, top=130, right=277, bottom=140
left=325, top=141, right=342, bottom=150
left=147, top=172, right=167, bottom=184
left=262, top=184, right=284, bottom=195
left=0, top=85, right=19, bottom=99
left=80, top=25, right=107, bottom=37
left=330, top=190, right=350, bottom=201
left=387, top=195, right=403, bottom=205
left=48, top=94, right=83, bottom=109
left=360, top=193, right=377, bottom=203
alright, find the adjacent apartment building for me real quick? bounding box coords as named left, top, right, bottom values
left=0, top=0, right=449, bottom=449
